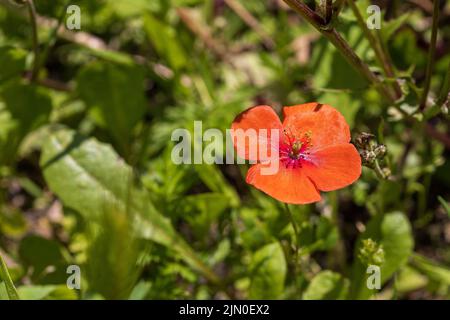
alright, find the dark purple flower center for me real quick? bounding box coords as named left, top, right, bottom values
left=279, top=129, right=313, bottom=169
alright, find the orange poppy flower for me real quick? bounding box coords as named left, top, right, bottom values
left=231, top=103, right=362, bottom=204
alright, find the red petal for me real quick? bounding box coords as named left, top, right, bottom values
left=282, top=103, right=350, bottom=148
left=231, top=105, right=283, bottom=161
left=246, top=163, right=321, bottom=204
left=303, top=144, right=362, bottom=191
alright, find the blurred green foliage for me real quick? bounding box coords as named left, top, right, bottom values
left=0, top=0, right=449, bottom=300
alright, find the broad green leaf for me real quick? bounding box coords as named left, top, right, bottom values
left=40, top=128, right=134, bottom=219
left=350, top=212, right=414, bottom=299
left=129, top=281, right=152, bottom=300
left=77, top=62, right=147, bottom=153
left=249, top=242, right=286, bottom=299
left=85, top=205, right=141, bottom=300
left=0, top=46, right=27, bottom=83
left=303, top=271, right=349, bottom=300
left=40, top=128, right=219, bottom=284
left=0, top=253, right=20, bottom=300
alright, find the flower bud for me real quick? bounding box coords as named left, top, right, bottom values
left=374, top=144, right=387, bottom=158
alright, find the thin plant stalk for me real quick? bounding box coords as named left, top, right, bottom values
left=25, top=0, right=39, bottom=82
left=420, top=0, right=440, bottom=111
left=347, top=0, right=402, bottom=99
left=36, top=0, right=72, bottom=77
left=329, top=191, right=346, bottom=271
left=285, top=203, right=299, bottom=274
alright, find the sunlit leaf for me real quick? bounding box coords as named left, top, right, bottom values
left=303, top=271, right=349, bottom=300
left=40, top=127, right=219, bottom=284
left=249, top=242, right=286, bottom=299
left=0, top=46, right=27, bottom=83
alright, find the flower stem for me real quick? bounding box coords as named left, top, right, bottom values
left=282, top=0, right=396, bottom=103
left=329, top=191, right=346, bottom=271
left=284, top=203, right=299, bottom=274
left=25, top=0, right=39, bottom=82
left=420, top=0, right=440, bottom=111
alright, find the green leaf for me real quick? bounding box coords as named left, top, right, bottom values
left=18, top=235, right=68, bottom=282
left=380, top=13, right=410, bottom=43
left=40, top=127, right=220, bottom=284
left=0, top=253, right=20, bottom=300
left=303, top=271, right=349, bottom=300
left=40, top=128, right=134, bottom=219
left=17, top=285, right=77, bottom=300
left=0, top=81, right=52, bottom=164
left=411, top=254, right=450, bottom=286
left=77, top=62, right=147, bottom=153
left=0, top=46, right=27, bottom=83
left=0, top=206, right=27, bottom=238
left=1, top=81, right=52, bottom=134
left=396, top=266, right=428, bottom=293
left=85, top=205, right=141, bottom=300
left=297, top=216, right=339, bottom=255
left=249, top=242, right=286, bottom=299
left=350, top=212, right=414, bottom=299
left=182, top=193, right=229, bottom=237
left=311, top=23, right=369, bottom=91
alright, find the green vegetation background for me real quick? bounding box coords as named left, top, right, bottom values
left=0, top=0, right=449, bottom=300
